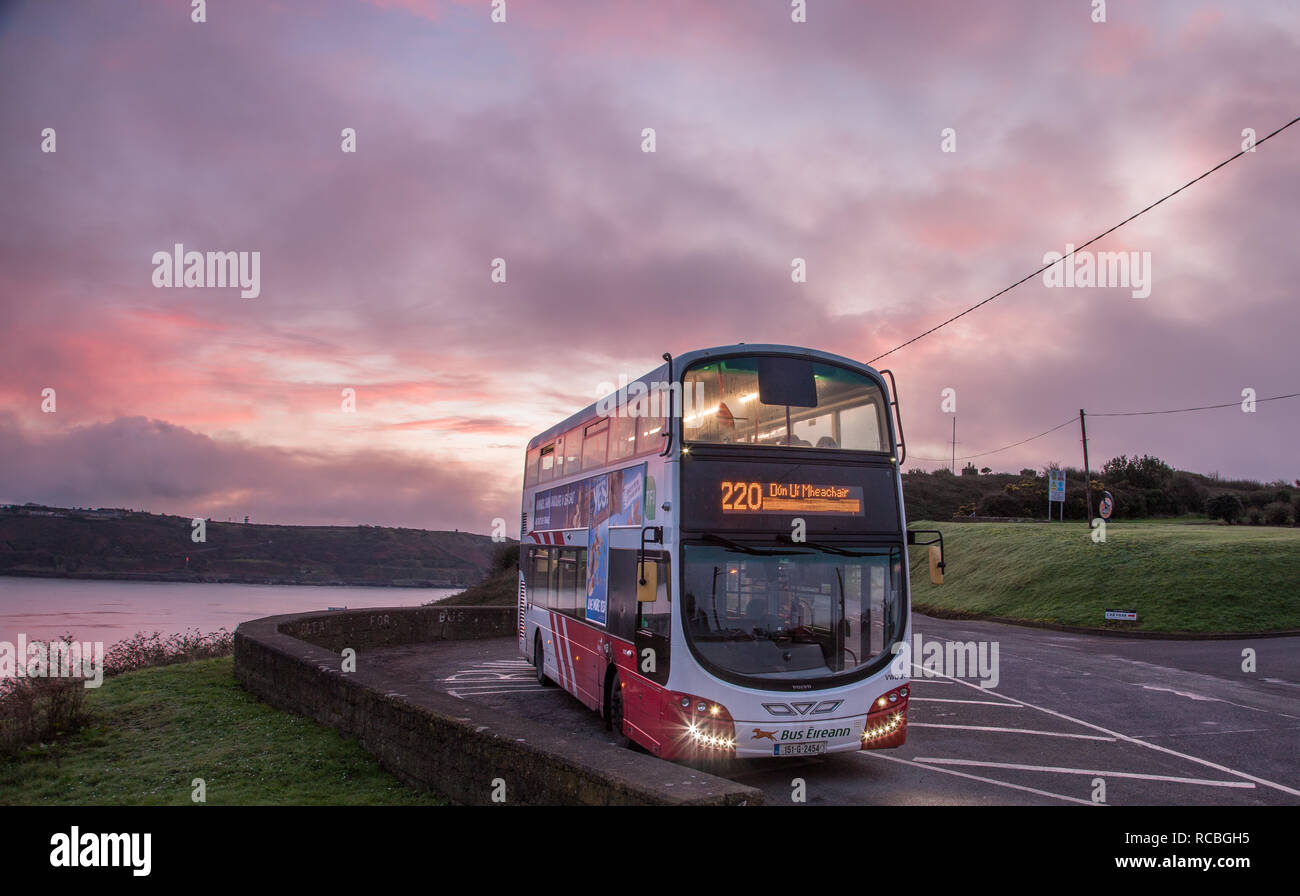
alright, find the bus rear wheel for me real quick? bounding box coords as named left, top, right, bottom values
left=534, top=633, right=554, bottom=687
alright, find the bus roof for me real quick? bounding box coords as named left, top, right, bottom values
left=525, top=344, right=883, bottom=451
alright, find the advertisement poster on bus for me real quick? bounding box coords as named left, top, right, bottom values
left=585, top=464, right=645, bottom=625
left=533, top=479, right=588, bottom=530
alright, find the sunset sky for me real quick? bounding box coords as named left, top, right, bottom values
left=1, top=0, right=1297, bottom=531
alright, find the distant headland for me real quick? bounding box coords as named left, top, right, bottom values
left=0, top=504, right=508, bottom=587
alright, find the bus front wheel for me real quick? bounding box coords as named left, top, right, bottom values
left=606, top=670, right=626, bottom=741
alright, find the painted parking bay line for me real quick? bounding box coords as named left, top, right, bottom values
left=912, top=758, right=1255, bottom=789
left=861, top=752, right=1096, bottom=806
left=908, top=723, right=1115, bottom=742
left=917, top=662, right=1300, bottom=799
left=910, top=697, right=1023, bottom=708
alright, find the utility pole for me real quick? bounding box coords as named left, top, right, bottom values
left=1079, top=409, right=1092, bottom=522
left=951, top=417, right=957, bottom=474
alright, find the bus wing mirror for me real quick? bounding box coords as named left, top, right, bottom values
left=637, top=561, right=658, bottom=603
left=907, top=529, right=946, bottom=585
left=638, top=525, right=663, bottom=601
left=928, top=546, right=944, bottom=586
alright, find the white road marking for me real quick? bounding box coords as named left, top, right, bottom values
left=1130, top=724, right=1300, bottom=740
left=911, top=697, right=1022, bottom=708
left=927, top=664, right=1300, bottom=799
left=449, top=686, right=553, bottom=698
left=913, top=758, right=1255, bottom=789
left=1140, top=685, right=1219, bottom=702
left=861, top=752, right=1096, bottom=806
left=909, top=723, right=1115, bottom=742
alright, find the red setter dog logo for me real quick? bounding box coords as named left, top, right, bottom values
left=751, top=728, right=779, bottom=742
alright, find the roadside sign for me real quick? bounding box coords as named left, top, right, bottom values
left=1048, top=470, right=1066, bottom=502
left=1099, top=491, right=1114, bottom=520
left=1047, top=470, right=1066, bottom=521
left=1104, top=609, right=1138, bottom=621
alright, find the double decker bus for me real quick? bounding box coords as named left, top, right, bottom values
left=518, top=345, right=940, bottom=760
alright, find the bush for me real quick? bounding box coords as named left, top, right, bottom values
left=0, top=637, right=91, bottom=754
left=978, top=493, right=1026, bottom=517
left=1246, top=506, right=1263, bottom=525
left=102, top=629, right=233, bottom=676
left=489, top=542, right=520, bottom=574
left=1206, top=493, right=1244, bottom=524
left=1102, top=454, right=1173, bottom=489
left=1264, top=502, right=1292, bottom=526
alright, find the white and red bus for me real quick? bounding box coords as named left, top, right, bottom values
left=519, top=345, right=935, bottom=760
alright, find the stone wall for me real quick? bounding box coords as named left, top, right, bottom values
left=234, top=606, right=762, bottom=806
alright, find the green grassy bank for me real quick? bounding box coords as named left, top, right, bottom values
left=0, top=657, right=443, bottom=805
left=907, top=520, right=1300, bottom=633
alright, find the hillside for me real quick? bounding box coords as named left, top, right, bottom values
left=908, top=520, right=1300, bottom=633
left=0, top=505, right=505, bottom=587
left=901, top=461, right=1297, bottom=526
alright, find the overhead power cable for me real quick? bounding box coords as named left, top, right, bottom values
left=869, top=114, right=1300, bottom=365
left=1092, top=392, right=1300, bottom=417
left=908, top=390, right=1298, bottom=464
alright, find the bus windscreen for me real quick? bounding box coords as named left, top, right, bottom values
left=682, top=357, right=888, bottom=451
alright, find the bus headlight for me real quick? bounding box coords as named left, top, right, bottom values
left=670, top=692, right=736, bottom=753
left=862, top=685, right=909, bottom=746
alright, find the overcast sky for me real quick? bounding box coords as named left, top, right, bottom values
left=1, top=0, right=1297, bottom=530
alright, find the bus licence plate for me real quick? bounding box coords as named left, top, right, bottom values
left=774, top=741, right=826, bottom=756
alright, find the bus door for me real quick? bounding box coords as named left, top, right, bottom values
left=607, top=542, right=671, bottom=746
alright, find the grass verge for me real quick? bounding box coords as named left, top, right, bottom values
left=907, top=519, right=1300, bottom=633
left=0, top=657, right=444, bottom=805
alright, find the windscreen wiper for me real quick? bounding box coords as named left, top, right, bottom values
left=777, top=537, right=878, bottom=557
left=700, top=533, right=809, bottom=557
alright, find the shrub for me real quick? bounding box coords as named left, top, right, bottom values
left=1264, top=502, right=1293, bottom=526
left=489, top=542, right=520, bottom=574
left=978, top=493, right=1026, bottom=517
left=1246, top=506, right=1263, bottom=525
left=1102, top=454, right=1173, bottom=489
left=0, top=637, right=91, bottom=754
left=1244, top=490, right=1273, bottom=509
left=1205, top=493, right=1244, bottom=524
left=102, top=629, right=233, bottom=676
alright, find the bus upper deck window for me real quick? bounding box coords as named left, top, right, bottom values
left=683, top=356, right=888, bottom=452
left=582, top=420, right=609, bottom=471
left=539, top=444, right=556, bottom=482
left=610, top=414, right=636, bottom=461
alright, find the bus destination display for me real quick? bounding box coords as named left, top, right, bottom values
left=720, top=480, right=863, bottom=515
